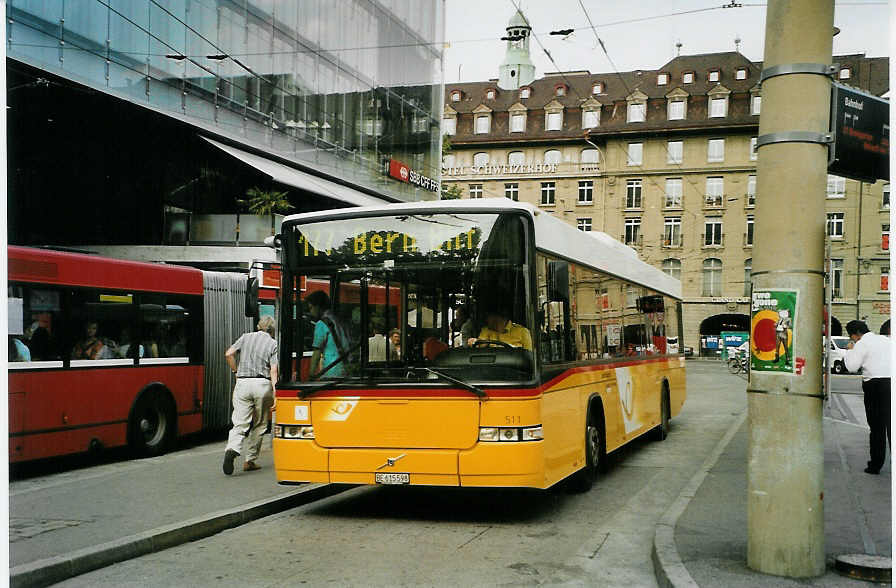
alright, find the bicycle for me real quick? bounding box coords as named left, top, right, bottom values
left=727, top=352, right=748, bottom=375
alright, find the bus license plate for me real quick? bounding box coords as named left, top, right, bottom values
left=375, top=472, right=409, bottom=485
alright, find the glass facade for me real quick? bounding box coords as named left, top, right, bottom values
left=7, top=0, right=445, bottom=202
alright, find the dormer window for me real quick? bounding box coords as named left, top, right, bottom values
left=555, top=84, right=567, bottom=97
left=450, top=90, right=461, bottom=102
left=667, top=99, right=685, bottom=120
left=683, top=72, right=694, bottom=84
left=475, top=114, right=491, bottom=134
left=627, top=102, right=646, bottom=123
left=546, top=111, right=563, bottom=130
left=582, top=108, right=600, bottom=129
left=520, top=87, right=531, bottom=99
left=486, top=89, right=496, bottom=100
left=839, top=67, right=851, bottom=79
left=592, top=82, right=604, bottom=94
left=657, top=73, right=669, bottom=86
left=442, top=116, right=456, bottom=135
left=736, top=68, right=747, bottom=80
left=708, top=70, right=720, bottom=82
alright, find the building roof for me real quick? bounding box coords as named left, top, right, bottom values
left=444, top=51, right=888, bottom=143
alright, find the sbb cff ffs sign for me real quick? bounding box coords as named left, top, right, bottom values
left=829, top=83, right=889, bottom=182
left=386, top=159, right=439, bottom=192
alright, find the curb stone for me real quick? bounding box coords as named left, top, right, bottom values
left=10, top=483, right=350, bottom=588
left=651, top=410, right=747, bottom=588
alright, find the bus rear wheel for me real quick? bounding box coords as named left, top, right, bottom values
left=129, top=390, right=176, bottom=457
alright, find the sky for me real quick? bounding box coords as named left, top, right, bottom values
left=443, top=1, right=891, bottom=84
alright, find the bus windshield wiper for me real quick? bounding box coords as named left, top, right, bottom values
left=410, top=367, right=487, bottom=399
left=298, top=378, right=347, bottom=399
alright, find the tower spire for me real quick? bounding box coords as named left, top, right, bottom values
left=498, top=8, right=536, bottom=90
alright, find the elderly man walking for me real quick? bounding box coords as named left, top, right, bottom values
left=222, top=316, right=278, bottom=475
left=844, top=320, right=892, bottom=475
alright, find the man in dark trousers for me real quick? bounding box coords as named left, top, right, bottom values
left=222, top=316, right=278, bottom=475
left=844, top=320, right=892, bottom=474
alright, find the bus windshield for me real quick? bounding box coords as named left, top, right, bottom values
left=282, top=211, right=534, bottom=386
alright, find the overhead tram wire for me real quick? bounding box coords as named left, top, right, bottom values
left=508, top=0, right=711, bottom=242
left=507, top=0, right=768, bottom=271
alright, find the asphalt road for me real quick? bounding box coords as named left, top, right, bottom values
left=51, top=362, right=751, bottom=587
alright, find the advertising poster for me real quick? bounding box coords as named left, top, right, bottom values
left=750, top=289, right=798, bottom=373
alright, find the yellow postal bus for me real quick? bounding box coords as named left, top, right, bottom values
left=273, top=199, right=685, bottom=490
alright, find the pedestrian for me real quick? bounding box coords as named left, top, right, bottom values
left=307, top=290, right=351, bottom=378
left=844, top=319, right=892, bottom=474
left=222, top=315, right=278, bottom=475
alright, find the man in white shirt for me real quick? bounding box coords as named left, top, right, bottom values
left=844, top=320, right=891, bottom=474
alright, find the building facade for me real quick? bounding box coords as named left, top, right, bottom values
left=7, top=0, right=445, bottom=266
left=442, top=21, right=889, bottom=352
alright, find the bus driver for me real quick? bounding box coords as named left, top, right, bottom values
left=468, top=304, right=532, bottom=351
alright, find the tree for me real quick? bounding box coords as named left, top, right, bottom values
left=441, top=183, right=463, bottom=200
left=237, top=187, right=294, bottom=216
left=440, top=135, right=462, bottom=200
left=237, top=187, right=295, bottom=237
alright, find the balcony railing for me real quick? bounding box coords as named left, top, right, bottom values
left=662, top=234, right=683, bottom=248
left=701, top=233, right=725, bottom=247
left=704, top=194, right=724, bottom=208
left=621, top=234, right=643, bottom=248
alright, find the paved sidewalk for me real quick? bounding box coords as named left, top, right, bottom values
left=9, top=436, right=347, bottom=588
left=654, top=391, right=892, bottom=587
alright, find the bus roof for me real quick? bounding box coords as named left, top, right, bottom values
left=282, top=198, right=681, bottom=300
left=8, top=246, right=204, bottom=295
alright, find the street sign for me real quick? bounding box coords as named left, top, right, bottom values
left=828, top=83, right=889, bottom=182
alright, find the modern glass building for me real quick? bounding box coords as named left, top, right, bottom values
left=6, top=1, right=445, bottom=261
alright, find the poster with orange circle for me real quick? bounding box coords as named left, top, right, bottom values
left=750, top=289, right=798, bottom=373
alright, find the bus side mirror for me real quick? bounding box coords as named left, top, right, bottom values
left=245, top=276, right=259, bottom=318
left=547, top=260, right=569, bottom=302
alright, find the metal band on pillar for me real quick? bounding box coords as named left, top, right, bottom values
left=747, top=388, right=825, bottom=399
left=756, top=132, right=833, bottom=148
left=759, top=62, right=839, bottom=84
left=751, top=269, right=827, bottom=278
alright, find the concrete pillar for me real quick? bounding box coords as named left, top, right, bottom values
left=747, top=0, right=833, bottom=577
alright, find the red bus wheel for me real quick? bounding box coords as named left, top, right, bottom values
left=129, top=390, right=176, bottom=457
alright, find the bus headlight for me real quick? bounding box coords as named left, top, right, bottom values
left=478, top=425, right=542, bottom=442
left=522, top=426, right=543, bottom=441
left=277, top=425, right=314, bottom=439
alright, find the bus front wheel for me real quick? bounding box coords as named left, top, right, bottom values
left=128, top=390, right=176, bottom=457
left=650, top=386, right=671, bottom=441
left=569, top=415, right=606, bottom=492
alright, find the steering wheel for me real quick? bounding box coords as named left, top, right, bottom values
left=472, top=339, right=514, bottom=349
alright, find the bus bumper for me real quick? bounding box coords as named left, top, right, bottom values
left=274, top=438, right=545, bottom=488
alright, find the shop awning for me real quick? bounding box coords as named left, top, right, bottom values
left=202, top=136, right=387, bottom=207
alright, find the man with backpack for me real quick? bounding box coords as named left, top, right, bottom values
left=307, top=291, right=351, bottom=378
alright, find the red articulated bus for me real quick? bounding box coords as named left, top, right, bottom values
left=8, top=246, right=252, bottom=462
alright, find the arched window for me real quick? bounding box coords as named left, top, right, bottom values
left=581, top=148, right=599, bottom=164
left=662, top=258, right=682, bottom=280
left=544, top=149, right=561, bottom=165
left=702, top=258, right=723, bottom=296
left=507, top=151, right=525, bottom=165
left=473, top=152, right=489, bottom=167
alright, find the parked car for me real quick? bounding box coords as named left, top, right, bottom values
left=825, top=336, right=850, bottom=374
